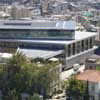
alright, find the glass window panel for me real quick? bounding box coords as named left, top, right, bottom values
left=68, top=45, right=71, bottom=57
left=0, top=29, right=75, bottom=39
left=81, top=40, right=84, bottom=51
left=85, top=39, right=88, bottom=50
left=72, top=43, right=75, bottom=55
left=90, top=37, right=93, bottom=48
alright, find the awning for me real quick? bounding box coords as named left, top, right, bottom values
left=18, top=48, right=63, bottom=59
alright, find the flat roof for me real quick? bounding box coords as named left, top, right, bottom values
left=19, top=48, right=63, bottom=59
left=0, top=31, right=96, bottom=45
left=76, top=70, right=100, bottom=83
left=0, top=20, right=75, bottom=30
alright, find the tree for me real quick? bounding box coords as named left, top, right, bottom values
left=0, top=52, right=60, bottom=99
left=3, top=89, right=19, bottom=100
left=28, top=93, right=42, bottom=100
left=0, top=52, right=27, bottom=95
left=21, top=62, right=59, bottom=97
left=65, top=77, right=86, bottom=100
left=7, top=51, right=26, bottom=77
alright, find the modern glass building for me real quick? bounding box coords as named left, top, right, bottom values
left=0, top=20, right=75, bottom=40
left=0, top=20, right=97, bottom=69
left=0, top=29, right=74, bottom=39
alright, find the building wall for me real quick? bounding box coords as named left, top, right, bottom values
left=64, top=36, right=95, bottom=68
left=0, top=29, right=75, bottom=40
left=65, top=51, right=94, bottom=68
left=11, top=5, right=32, bottom=19
left=89, top=82, right=100, bottom=100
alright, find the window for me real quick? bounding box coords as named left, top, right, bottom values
left=0, top=29, right=75, bottom=39
left=90, top=82, right=95, bottom=91
left=72, top=43, right=75, bottom=55
left=68, top=45, right=71, bottom=57
left=81, top=40, right=84, bottom=51
left=90, top=37, right=93, bottom=48
left=85, top=39, right=88, bottom=50
left=90, top=96, right=95, bottom=100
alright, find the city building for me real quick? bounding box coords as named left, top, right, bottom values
left=77, top=70, right=100, bottom=100
left=0, top=0, right=13, bottom=5
left=11, top=5, right=32, bottom=19
left=0, top=20, right=97, bottom=69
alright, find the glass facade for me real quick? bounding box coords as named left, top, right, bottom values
left=72, top=43, right=75, bottom=55
left=68, top=45, right=71, bottom=57
left=0, top=29, right=75, bottom=40
left=0, top=41, right=64, bottom=50
left=85, top=39, right=89, bottom=50
left=81, top=40, right=85, bottom=51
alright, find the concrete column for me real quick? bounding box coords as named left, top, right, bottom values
left=70, top=44, right=73, bottom=56
left=76, top=41, right=81, bottom=53
left=65, top=45, right=68, bottom=57
left=75, top=42, right=77, bottom=54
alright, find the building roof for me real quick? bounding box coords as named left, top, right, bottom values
left=0, top=20, right=75, bottom=30
left=18, top=48, right=63, bottom=59
left=76, top=70, right=100, bottom=83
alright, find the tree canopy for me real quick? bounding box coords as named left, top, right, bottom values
left=0, top=52, right=60, bottom=100
left=65, top=77, right=87, bottom=100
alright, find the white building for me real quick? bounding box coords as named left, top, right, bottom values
left=0, top=20, right=97, bottom=69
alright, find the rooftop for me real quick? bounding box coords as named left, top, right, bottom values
left=18, top=48, right=63, bottom=59
left=0, top=20, right=75, bottom=30
left=76, top=70, right=100, bottom=83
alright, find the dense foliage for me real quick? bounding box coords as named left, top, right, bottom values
left=65, top=77, right=87, bottom=100
left=28, top=93, right=41, bottom=100
left=0, top=52, right=59, bottom=100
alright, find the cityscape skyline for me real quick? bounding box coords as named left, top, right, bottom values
left=0, top=0, right=99, bottom=100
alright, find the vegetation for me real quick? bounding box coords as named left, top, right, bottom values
left=28, top=93, right=42, bottom=100
left=96, top=66, right=100, bottom=70
left=65, top=77, right=87, bottom=100
left=0, top=52, right=60, bottom=100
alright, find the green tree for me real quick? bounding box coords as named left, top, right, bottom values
left=21, top=62, right=59, bottom=97
left=65, top=77, right=86, bottom=100
left=3, top=89, right=19, bottom=100
left=28, top=93, right=42, bottom=100
left=7, top=51, right=26, bottom=77
left=0, top=52, right=59, bottom=99
left=0, top=52, right=27, bottom=95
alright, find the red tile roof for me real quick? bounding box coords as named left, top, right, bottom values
left=76, top=70, right=100, bottom=83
